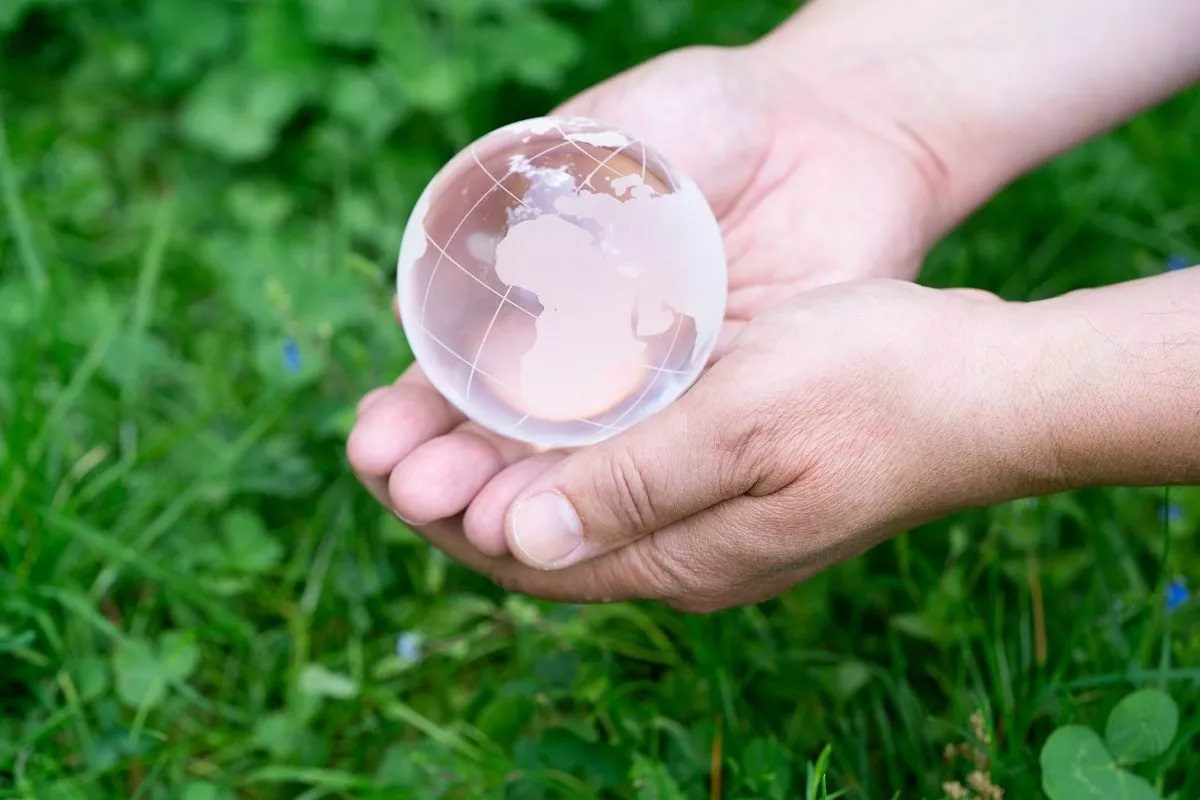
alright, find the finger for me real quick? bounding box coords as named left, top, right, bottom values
left=346, top=371, right=464, bottom=477
left=388, top=423, right=529, bottom=525
left=414, top=495, right=770, bottom=610
left=356, top=386, right=392, bottom=417
left=727, top=283, right=799, bottom=322
left=536, top=491, right=856, bottom=613
left=464, top=452, right=566, bottom=557
left=946, top=287, right=1003, bottom=302
left=711, top=320, right=745, bottom=363
left=356, top=471, right=392, bottom=509
left=407, top=516, right=666, bottom=605
left=502, top=366, right=755, bottom=570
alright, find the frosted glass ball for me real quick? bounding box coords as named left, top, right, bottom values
left=396, top=116, right=727, bottom=448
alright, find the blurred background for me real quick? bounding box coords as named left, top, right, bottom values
left=1, top=1, right=1197, bottom=797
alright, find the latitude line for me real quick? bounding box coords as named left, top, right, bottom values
left=417, top=127, right=685, bottom=441
left=425, top=323, right=619, bottom=433
left=421, top=324, right=517, bottom=392
left=553, top=121, right=626, bottom=179
left=471, top=146, right=534, bottom=211
left=574, top=139, right=640, bottom=195
left=422, top=234, right=537, bottom=317
left=570, top=417, right=620, bottom=431
left=418, top=139, right=572, bottom=325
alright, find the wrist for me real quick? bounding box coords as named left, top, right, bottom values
left=1007, top=273, right=1200, bottom=490
left=965, top=268, right=1200, bottom=500
left=746, top=15, right=968, bottom=240
left=922, top=296, right=1062, bottom=508
left=883, top=292, right=1088, bottom=516
left=725, top=42, right=951, bottom=280
left=751, top=0, right=1200, bottom=236
left=830, top=288, right=1055, bottom=533
left=972, top=300, right=1084, bottom=498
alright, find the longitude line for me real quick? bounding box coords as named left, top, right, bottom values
left=553, top=121, right=625, bottom=178
left=418, top=140, right=571, bottom=325
left=417, top=129, right=643, bottom=440
left=471, top=146, right=534, bottom=211
left=574, top=140, right=639, bottom=195
left=421, top=324, right=516, bottom=392
left=607, top=315, right=685, bottom=431
left=509, top=412, right=531, bottom=436
left=423, top=235, right=536, bottom=317
left=465, top=287, right=512, bottom=400
left=426, top=322, right=619, bottom=433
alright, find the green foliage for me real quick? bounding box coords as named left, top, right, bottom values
left=1041, top=726, right=1160, bottom=800
left=805, top=744, right=834, bottom=800
left=2, top=0, right=1199, bottom=798
left=112, top=632, right=200, bottom=710
left=629, top=755, right=687, bottom=800
left=1041, top=689, right=1183, bottom=800
left=1106, top=690, right=1181, bottom=766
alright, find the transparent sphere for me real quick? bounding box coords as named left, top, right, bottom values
left=397, top=116, right=727, bottom=448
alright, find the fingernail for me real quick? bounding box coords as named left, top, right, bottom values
left=509, top=491, right=583, bottom=569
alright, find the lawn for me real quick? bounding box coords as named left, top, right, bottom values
left=1, top=1, right=1197, bottom=798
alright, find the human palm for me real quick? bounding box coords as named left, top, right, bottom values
left=348, top=45, right=947, bottom=560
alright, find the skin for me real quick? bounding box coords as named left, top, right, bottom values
left=349, top=0, right=1200, bottom=613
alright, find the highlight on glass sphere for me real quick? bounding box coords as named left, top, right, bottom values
left=396, top=116, right=728, bottom=448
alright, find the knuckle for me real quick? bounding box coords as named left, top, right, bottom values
left=593, top=444, right=658, bottom=533
left=709, top=400, right=755, bottom=456
left=694, top=371, right=784, bottom=492
left=712, top=408, right=767, bottom=479
left=636, top=536, right=708, bottom=604
left=594, top=537, right=691, bottom=603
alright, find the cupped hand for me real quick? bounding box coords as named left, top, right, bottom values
left=354, top=281, right=1038, bottom=612
left=349, top=43, right=963, bottom=589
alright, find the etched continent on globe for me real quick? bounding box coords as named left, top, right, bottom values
left=396, top=117, right=727, bottom=448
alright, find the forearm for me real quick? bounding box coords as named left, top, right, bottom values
left=1012, top=266, right=1200, bottom=490
left=757, top=0, right=1200, bottom=229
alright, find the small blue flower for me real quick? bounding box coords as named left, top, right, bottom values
left=283, top=337, right=301, bottom=372
left=1158, top=504, right=1184, bottom=524
left=1164, top=255, right=1192, bottom=272
left=1166, top=579, right=1189, bottom=613
left=396, top=631, right=424, bottom=663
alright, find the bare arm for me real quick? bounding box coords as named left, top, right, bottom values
left=757, top=0, right=1200, bottom=229
left=1014, top=265, right=1200, bottom=490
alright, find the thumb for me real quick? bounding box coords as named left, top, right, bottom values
left=504, top=378, right=754, bottom=570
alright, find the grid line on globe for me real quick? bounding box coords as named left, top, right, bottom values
left=413, top=125, right=696, bottom=436
left=422, top=132, right=670, bottom=438
left=418, top=136, right=640, bottom=436
left=396, top=117, right=727, bottom=448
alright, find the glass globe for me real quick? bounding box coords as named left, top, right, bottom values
left=396, top=116, right=727, bottom=448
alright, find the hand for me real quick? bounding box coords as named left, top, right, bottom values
left=349, top=0, right=1200, bottom=609
left=555, top=44, right=951, bottom=316
left=356, top=281, right=1038, bottom=612
left=348, top=43, right=955, bottom=561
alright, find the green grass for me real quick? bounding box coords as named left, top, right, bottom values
left=1, top=1, right=1198, bottom=798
